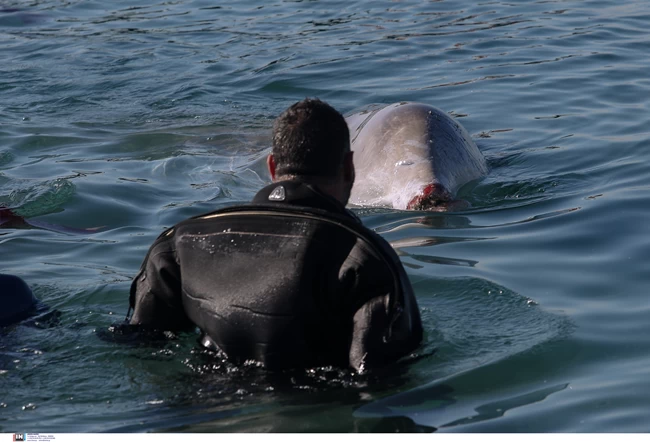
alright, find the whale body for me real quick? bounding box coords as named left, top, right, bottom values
left=345, top=102, right=488, bottom=210
left=0, top=274, right=37, bottom=327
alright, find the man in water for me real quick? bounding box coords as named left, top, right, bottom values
left=128, top=98, right=422, bottom=372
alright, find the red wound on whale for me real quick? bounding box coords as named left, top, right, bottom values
left=406, top=183, right=451, bottom=210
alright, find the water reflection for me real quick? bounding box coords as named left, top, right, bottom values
left=356, top=374, right=569, bottom=430
left=442, top=383, right=568, bottom=429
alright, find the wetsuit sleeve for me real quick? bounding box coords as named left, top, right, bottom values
left=129, top=230, right=193, bottom=330
left=347, top=247, right=423, bottom=372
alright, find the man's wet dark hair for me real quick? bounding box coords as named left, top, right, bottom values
left=272, top=98, right=350, bottom=178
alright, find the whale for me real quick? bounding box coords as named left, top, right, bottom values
left=345, top=102, right=488, bottom=211
left=0, top=274, right=37, bottom=327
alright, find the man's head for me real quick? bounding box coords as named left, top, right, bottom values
left=268, top=98, right=355, bottom=204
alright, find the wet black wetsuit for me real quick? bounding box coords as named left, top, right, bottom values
left=129, top=180, right=422, bottom=371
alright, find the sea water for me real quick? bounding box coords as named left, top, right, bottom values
left=2, top=0, right=650, bottom=432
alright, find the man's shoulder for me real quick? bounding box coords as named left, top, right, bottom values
left=142, top=226, right=178, bottom=262
left=348, top=221, right=400, bottom=267
left=165, top=202, right=400, bottom=272
left=174, top=202, right=360, bottom=231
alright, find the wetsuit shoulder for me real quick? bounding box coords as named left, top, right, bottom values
left=128, top=227, right=193, bottom=330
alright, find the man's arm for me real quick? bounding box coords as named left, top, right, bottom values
left=348, top=287, right=423, bottom=372
left=345, top=238, right=423, bottom=372
left=129, top=231, right=193, bottom=330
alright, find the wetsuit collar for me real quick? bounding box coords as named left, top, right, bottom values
left=252, top=180, right=348, bottom=215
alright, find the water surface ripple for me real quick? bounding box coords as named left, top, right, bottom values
left=2, top=0, right=650, bottom=433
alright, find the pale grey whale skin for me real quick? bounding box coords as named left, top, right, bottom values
left=0, top=274, right=37, bottom=327
left=345, top=102, right=488, bottom=210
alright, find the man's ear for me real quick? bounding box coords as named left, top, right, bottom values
left=267, top=153, right=277, bottom=181
left=343, top=151, right=355, bottom=184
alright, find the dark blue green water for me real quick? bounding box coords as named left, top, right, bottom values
left=2, top=0, right=650, bottom=432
